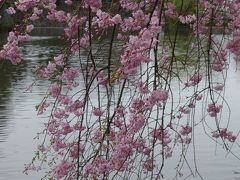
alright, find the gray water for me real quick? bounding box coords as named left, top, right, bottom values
left=0, top=36, right=240, bottom=180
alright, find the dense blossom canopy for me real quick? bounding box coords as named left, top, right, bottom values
left=1, top=0, right=240, bottom=179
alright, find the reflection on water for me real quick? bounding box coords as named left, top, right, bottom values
left=0, top=51, right=27, bottom=146
left=0, top=34, right=240, bottom=180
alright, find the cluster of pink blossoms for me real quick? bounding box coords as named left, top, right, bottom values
left=185, top=74, right=203, bottom=87
left=212, top=128, right=236, bottom=143
left=0, top=32, right=22, bottom=65
left=207, top=103, right=223, bottom=117
left=1, top=0, right=239, bottom=179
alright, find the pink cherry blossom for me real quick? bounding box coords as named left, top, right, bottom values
left=92, top=107, right=104, bottom=116
left=54, top=161, right=74, bottom=179
left=26, top=24, right=34, bottom=33
left=6, top=7, right=16, bottom=14
left=50, top=83, right=61, bottom=98
left=207, top=103, right=223, bottom=117
left=179, top=125, right=192, bottom=136
left=212, top=129, right=236, bottom=143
